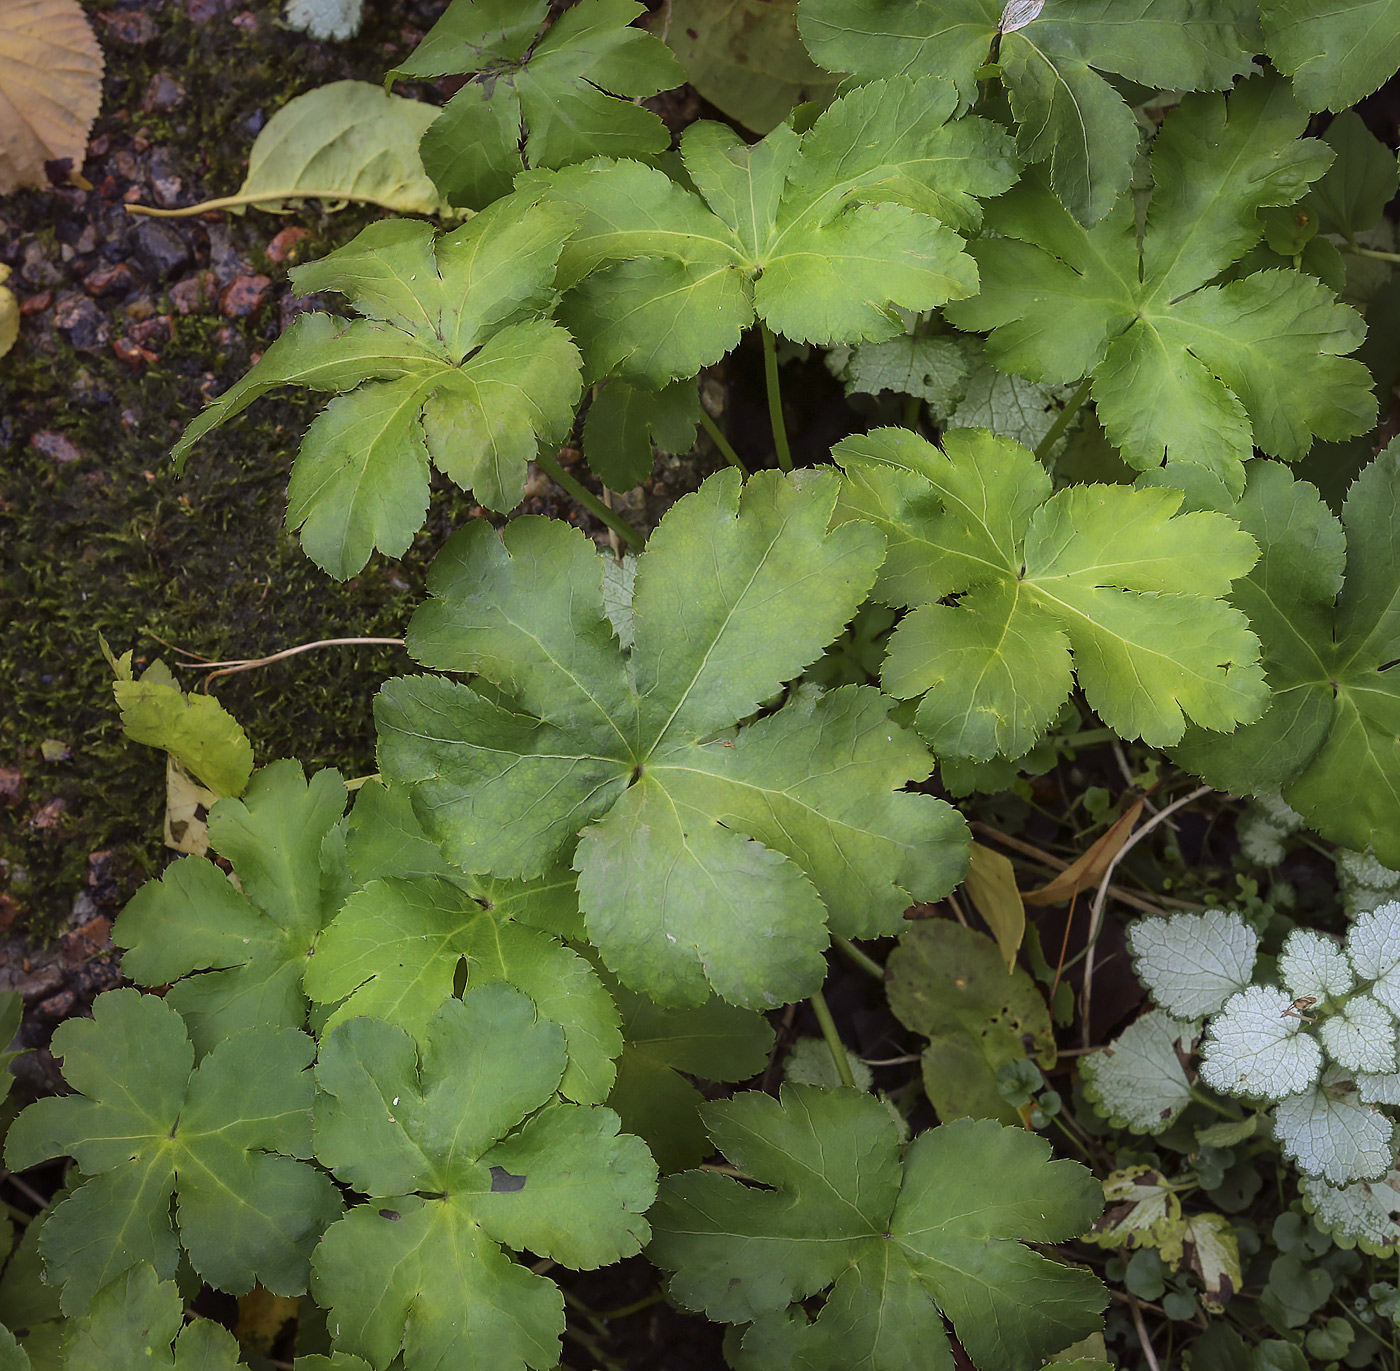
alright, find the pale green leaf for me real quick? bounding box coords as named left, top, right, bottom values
left=1274, top=1080, right=1397, bottom=1184
left=113, top=762, right=347, bottom=1053
left=1082, top=1167, right=1185, bottom=1259
left=1263, top=0, right=1400, bottom=112
left=946, top=79, right=1374, bottom=491
left=832, top=334, right=972, bottom=407
left=171, top=193, right=582, bottom=577
left=398, top=0, right=684, bottom=208
left=649, top=1089, right=1106, bottom=1371
left=1127, top=911, right=1258, bottom=1020
left=1198, top=986, right=1324, bottom=1100
left=798, top=0, right=1260, bottom=225
left=4, top=991, right=339, bottom=1315
left=546, top=75, right=1017, bottom=385
left=378, top=469, right=969, bottom=1007
left=226, top=81, right=447, bottom=215
left=886, top=920, right=1053, bottom=1125
left=112, top=677, right=252, bottom=798
left=836, top=426, right=1266, bottom=758
left=1080, top=1010, right=1198, bottom=1135
left=311, top=986, right=656, bottom=1370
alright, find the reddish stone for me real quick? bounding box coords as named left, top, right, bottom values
left=98, top=175, right=123, bottom=200
left=168, top=270, right=218, bottom=314
left=29, top=430, right=83, bottom=464
left=0, top=767, right=25, bottom=807
left=0, top=894, right=17, bottom=937
left=83, top=262, right=138, bottom=298
left=29, top=798, right=67, bottom=830
left=219, top=273, right=271, bottom=319
left=128, top=314, right=174, bottom=348
left=97, top=10, right=157, bottom=42
left=62, top=916, right=113, bottom=963
left=20, top=290, right=51, bottom=314
left=88, top=133, right=111, bottom=157
left=232, top=9, right=259, bottom=30
left=34, top=990, right=77, bottom=1020
left=266, top=226, right=312, bottom=264
left=112, top=336, right=159, bottom=369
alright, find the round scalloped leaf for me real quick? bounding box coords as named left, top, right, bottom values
left=1301, top=1170, right=1400, bottom=1255
left=1347, top=901, right=1400, bottom=1015
left=1274, top=1085, right=1396, bottom=1185
left=1198, top=986, right=1323, bottom=1100
left=1279, top=929, right=1354, bottom=999
left=1127, top=910, right=1258, bottom=1019
left=1356, top=1072, right=1400, bottom=1105
left=1079, top=1010, right=1197, bottom=1135
left=1320, top=994, right=1398, bottom=1074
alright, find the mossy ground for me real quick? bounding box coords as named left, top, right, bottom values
left=0, top=0, right=456, bottom=937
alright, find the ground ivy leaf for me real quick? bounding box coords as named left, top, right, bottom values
left=394, top=0, right=684, bottom=209
left=170, top=192, right=582, bottom=578
left=1279, top=929, right=1355, bottom=999
left=1127, top=910, right=1259, bottom=1020
left=945, top=77, right=1374, bottom=490
left=1171, top=449, right=1400, bottom=863
left=378, top=468, right=969, bottom=1008
left=1320, top=995, right=1397, bottom=1074
left=1263, top=0, right=1400, bottom=112
left=1302, top=1168, right=1400, bottom=1254
left=797, top=0, right=1260, bottom=226
left=545, top=75, right=1017, bottom=386
left=650, top=1088, right=1106, bottom=1371
left=5, top=991, right=339, bottom=1315
left=1080, top=1011, right=1198, bottom=1136
left=311, top=986, right=656, bottom=1370
left=114, top=762, right=347, bottom=1055
left=63, top=1263, right=240, bottom=1370
left=306, top=875, right=621, bottom=1104
left=835, top=426, right=1266, bottom=758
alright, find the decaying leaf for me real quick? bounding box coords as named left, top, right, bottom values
left=0, top=0, right=103, bottom=194
left=0, top=263, right=18, bottom=358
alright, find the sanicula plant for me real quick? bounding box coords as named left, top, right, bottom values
left=9, top=1, right=1400, bottom=1367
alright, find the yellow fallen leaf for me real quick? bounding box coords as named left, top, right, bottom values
left=0, top=0, right=104, bottom=193
left=962, top=841, right=1025, bottom=971
left=0, top=263, right=16, bottom=358
left=1022, top=798, right=1144, bottom=906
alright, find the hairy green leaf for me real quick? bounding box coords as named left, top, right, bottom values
left=311, top=985, right=655, bottom=1371
left=946, top=77, right=1376, bottom=492
left=63, top=1264, right=240, bottom=1370
left=113, top=762, right=347, bottom=1054
left=170, top=192, right=583, bottom=577
left=544, top=75, right=1018, bottom=385
left=377, top=468, right=969, bottom=1007
left=394, top=0, right=684, bottom=208
left=833, top=426, right=1266, bottom=759
left=886, top=920, right=1054, bottom=1125
left=649, top=1087, right=1106, bottom=1370
left=797, top=0, right=1259, bottom=225
left=1263, top=0, right=1400, bottom=112
left=5, top=991, right=339, bottom=1314
left=1172, top=448, right=1400, bottom=864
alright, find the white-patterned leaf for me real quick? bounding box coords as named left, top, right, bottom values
left=1348, top=901, right=1400, bottom=1016
left=1128, top=911, right=1258, bottom=1020
left=1302, top=1170, right=1400, bottom=1255
left=1274, top=1083, right=1396, bottom=1185
left=1356, top=1072, right=1400, bottom=1106
left=1079, top=1010, right=1197, bottom=1134
left=1198, top=985, right=1323, bottom=1100
left=1320, top=994, right=1398, bottom=1074
left=1279, top=928, right=1354, bottom=999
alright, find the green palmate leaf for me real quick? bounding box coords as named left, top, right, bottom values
left=1172, top=449, right=1400, bottom=864
left=4, top=991, right=340, bottom=1315
left=543, top=74, right=1018, bottom=386
left=797, top=0, right=1260, bottom=226
left=885, top=920, right=1054, bottom=1126
left=1305, top=111, right=1400, bottom=239
left=604, top=976, right=774, bottom=1172
left=581, top=377, right=700, bottom=491
left=833, top=426, right=1266, bottom=761
left=220, top=81, right=447, bottom=216
left=0, top=1330, right=24, bottom=1371
left=311, top=985, right=656, bottom=1371
left=1080, top=1010, right=1198, bottom=1135
left=306, top=875, right=621, bottom=1105
left=1263, top=0, right=1400, bottom=112
left=393, top=0, right=684, bottom=209
left=113, top=761, right=347, bottom=1055
left=946, top=77, right=1376, bottom=494
left=170, top=191, right=583, bottom=578
left=63, top=1264, right=240, bottom=1370
left=649, top=1088, right=1106, bottom=1371
left=377, top=468, right=969, bottom=1008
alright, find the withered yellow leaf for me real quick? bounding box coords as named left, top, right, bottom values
left=0, top=0, right=104, bottom=193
